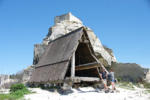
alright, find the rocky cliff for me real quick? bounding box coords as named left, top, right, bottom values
left=22, top=66, right=34, bottom=84
left=0, top=75, right=9, bottom=86
left=0, top=75, right=17, bottom=89
left=33, top=13, right=117, bottom=66
left=145, top=69, right=150, bottom=83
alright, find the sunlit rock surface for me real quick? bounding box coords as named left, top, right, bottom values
left=33, top=13, right=117, bottom=65
left=146, top=69, right=150, bottom=83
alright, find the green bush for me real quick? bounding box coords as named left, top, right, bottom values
left=143, top=82, right=150, bottom=89
left=10, top=83, right=30, bottom=99
left=0, top=84, right=30, bottom=100
left=10, top=83, right=26, bottom=93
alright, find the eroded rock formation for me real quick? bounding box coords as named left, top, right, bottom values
left=0, top=75, right=17, bottom=89
left=33, top=13, right=117, bottom=66
left=145, top=69, right=150, bottom=83
left=22, top=66, right=34, bottom=84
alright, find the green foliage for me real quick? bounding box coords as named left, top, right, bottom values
left=0, top=94, right=17, bottom=100
left=119, top=82, right=135, bottom=90
left=0, top=84, right=30, bottom=100
left=10, top=83, right=30, bottom=98
left=143, top=82, right=150, bottom=89
left=111, top=62, right=145, bottom=83
left=10, top=71, right=24, bottom=83
left=145, top=90, right=150, bottom=93
left=117, top=77, right=123, bottom=82
left=10, top=83, right=26, bottom=93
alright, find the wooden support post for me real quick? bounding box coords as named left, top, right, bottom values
left=71, top=52, right=75, bottom=78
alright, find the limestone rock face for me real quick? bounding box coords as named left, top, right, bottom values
left=33, top=44, right=47, bottom=65
left=22, top=66, right=34, bottom=84
left=0, top=75, right=9, bottom=86
left=43, top=13, right=83, bottom=45
left=33, top=13, right=117, bottom=65
left=85, top=28, right=117, bottom=65
left=146, top=69, right=150, bottom=83
left=0, top=75, right=17, bottom=89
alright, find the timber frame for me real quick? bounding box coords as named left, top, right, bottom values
left=30, top=27, right=109, bottom=85
left=65, top=29, right=108, bottom=83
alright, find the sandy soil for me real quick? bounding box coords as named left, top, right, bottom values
left=24, top=86, right=150, bottom=100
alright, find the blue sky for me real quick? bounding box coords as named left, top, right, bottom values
left=0, top=0, right=150, bottom=74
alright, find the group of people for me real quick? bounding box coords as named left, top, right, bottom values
left=99, top=68, right=116, bottom=92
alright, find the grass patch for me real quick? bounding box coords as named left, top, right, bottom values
left=0, top=94, right=18, bottom=100
left=145, top=90, right=150, bottom=93
left=118, top=82, right=135, bottom=90
left=0, top=83, right=30, bottom=100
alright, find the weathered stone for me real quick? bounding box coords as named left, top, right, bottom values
left=43, top=13, right=83, bottom=45
left=0, top=75, right=9, bottom=86
left=22, top=65, right=34, bottom=84
left=1, top=13, right=118, bottom=87
left=34, top=13, right=117, bottom=66
left=55, top=12, right=82, bottom=25
left=0, top=75, right=17, bottom=89
left=33, top=44, right=47, bottom=65
left=145, top=69, right=150, bottom=83
left=85, top=27, right=117, bottom=65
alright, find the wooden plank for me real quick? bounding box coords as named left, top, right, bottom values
left=92, top=55, right=109, bottom=74
left=79, top=40, right=89, bottom=43
left=76, top=62, right=98, bottom=67
left=75, top=65, right=98, bottom=70
left=75, top=62, right=99, bottom=71
left=66, top=77, right=100, bottom=83
left=71, top=52, right=75, bottom=78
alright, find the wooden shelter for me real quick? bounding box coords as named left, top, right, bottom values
left=30, top=27, right=108, bottom=84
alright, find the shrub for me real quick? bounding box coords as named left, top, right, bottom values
left=0, top=84, right=30, bottom=100
left=10, top=83, right=30, bottom=98
left=143, top=82, right=150, bottom=89
left=10, top=83, right=26, bottom=93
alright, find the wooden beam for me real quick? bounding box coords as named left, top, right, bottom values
left=75, top=62, right=99, bottom=71
left=71, top=52, right=75, bottom=78
left=79, top=40, right=89, bottom=43
left=75, top=65, right=98, bottom=71
left=85, top=44, right=109, bottom=74
left=76, top=62, right=98, bottom=67
left=92, top=55, right=109, bottom=74
left=66, top=77, right=100, bottom=83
